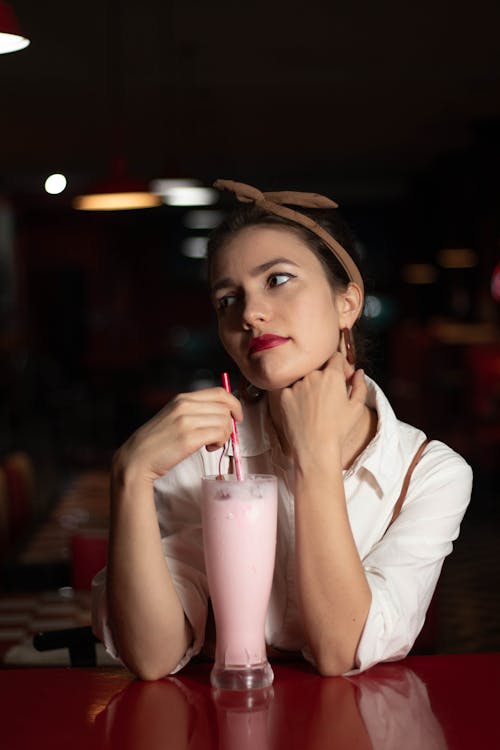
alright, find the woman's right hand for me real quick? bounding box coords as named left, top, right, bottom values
left=113, top=387, right=243, bottom=484
left=104, top=387, right=243, bottom=678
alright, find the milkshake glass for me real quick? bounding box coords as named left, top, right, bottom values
left=201, top=474, right=278, bottom=690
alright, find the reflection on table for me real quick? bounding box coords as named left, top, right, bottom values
left=96, top=662, right=446, bottom=750
left=2, top=654, right=499, bottom=749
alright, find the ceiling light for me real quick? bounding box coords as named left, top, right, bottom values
left=74, top=159, right=161, bottom=211
left=151, top=178, right=201, bottom=193
left=183, top=210, right=225, bottom=229
left=151, top=180, right=218, bottom=207
left=437, top=248, right=478, bottom=269
left=45, top=174, right=67, bottom=195
left=0, top=2, right=30, bottom=54
left=74, top=191, right=161, bottom=211
left=402, top=263, right=438, bottom=284
left=182, top=237, right=208, bottom=258
left=363, top=295, right=383, bottom=319
left=164, top=187, right=217, bottom=206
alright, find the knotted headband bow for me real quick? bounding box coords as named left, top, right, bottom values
left=213, top=179, right=364, bottom=296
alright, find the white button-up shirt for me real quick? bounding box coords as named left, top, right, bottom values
left=92, top=377, right=472, bottom=674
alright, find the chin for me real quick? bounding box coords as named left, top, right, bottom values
left=243, top=364, right=313, bottom=392
left=237, top=346, right=337, bottom=392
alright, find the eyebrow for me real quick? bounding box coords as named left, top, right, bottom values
left=211, top=257, right=300, bottom=294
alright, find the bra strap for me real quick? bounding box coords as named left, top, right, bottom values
left=388, top=438, right=430, bottom=528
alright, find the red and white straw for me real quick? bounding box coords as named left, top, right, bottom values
left=221, top=372, right=244, bottom=480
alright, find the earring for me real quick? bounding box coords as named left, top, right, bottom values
left=341, top=328, right=356, bottom=366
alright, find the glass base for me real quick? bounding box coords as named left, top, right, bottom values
left=210, top=660, right=274, bottom=690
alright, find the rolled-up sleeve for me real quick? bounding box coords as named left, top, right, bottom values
left=91, top=566, right=120, bottom=660
left=155, top=454, right=211, bottom=672
left=351, top=445, right=472, bottom=674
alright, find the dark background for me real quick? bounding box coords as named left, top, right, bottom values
left=0, top=0, right=499, bottom=609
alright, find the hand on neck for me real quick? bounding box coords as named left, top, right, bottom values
left=267, top=384, right=378, bottom=470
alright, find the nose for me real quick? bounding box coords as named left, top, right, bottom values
left=241, top=291, right=271, bottom=330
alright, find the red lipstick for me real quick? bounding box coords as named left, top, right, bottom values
left=248, top=334, right=290, bottom=356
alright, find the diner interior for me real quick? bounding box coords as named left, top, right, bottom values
left=1, top=1, right=499, bottom=746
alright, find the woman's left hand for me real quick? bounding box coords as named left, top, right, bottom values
left=274, top=353, right=368, bottom=469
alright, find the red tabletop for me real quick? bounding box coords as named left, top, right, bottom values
left=2, top=653, right=499, bottom=749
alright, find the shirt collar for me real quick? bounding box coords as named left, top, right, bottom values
left=228, top=376, right=405, bottom=497
left=226, top=395, right=272, bottom=458
left=344, top=376, right=403, bottom=497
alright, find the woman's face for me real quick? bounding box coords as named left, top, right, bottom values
left=210, top=225, right=356, bottom=391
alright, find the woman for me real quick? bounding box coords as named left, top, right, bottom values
left=92, top=180, right=472, bottom=680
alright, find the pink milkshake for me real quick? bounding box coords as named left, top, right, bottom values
left=202, top=474, right=278, bottom=690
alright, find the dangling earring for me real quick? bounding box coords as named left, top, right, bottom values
left=341, top=327, right=356, bottom=366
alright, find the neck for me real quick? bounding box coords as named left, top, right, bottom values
left=267, top=388, right=378, bottom=471
left=267, top=392, right=291, bottom=456
left=342, top=406, right=378, bottom=470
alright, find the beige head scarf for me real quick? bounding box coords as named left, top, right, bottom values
left=213, top=178, right=364, bottom=296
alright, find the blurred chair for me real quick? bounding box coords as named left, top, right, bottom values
left=33, top=625, right=100, bottom=667
left=466, top=342, right=500, bottom=421
left=71, top=529, right=108, bottom=591
left=33, top=529, right=108, bottom=667
left=1, top=451, right=36, bottom=542
left=33, top=529, right=108, bottom=666
left=0, top=468, right=9, bottom=562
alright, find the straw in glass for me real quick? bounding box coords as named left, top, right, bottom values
left=221, top=372, right=244, bottom=480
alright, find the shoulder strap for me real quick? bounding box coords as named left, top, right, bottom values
left=388, top=438, right=430, bottom=528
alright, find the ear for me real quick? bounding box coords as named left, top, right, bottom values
left=335, top=283, right=364, bottom=327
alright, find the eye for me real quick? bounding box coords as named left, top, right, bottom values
left=216, top=294, right=237, bottom=311
left=268, top=272, right=294, bottom=288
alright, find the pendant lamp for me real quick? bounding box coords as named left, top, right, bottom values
left=73, top=0, right=160, bottom=211
left=0, top=1, right=30, bottom=54
left=73, top=157, right=161, bottom=211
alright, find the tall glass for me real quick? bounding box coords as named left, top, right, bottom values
left=201, top=474, right=278, bottom=690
